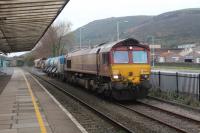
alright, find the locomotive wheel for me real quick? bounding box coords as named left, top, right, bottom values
left=140, top=80, right=152, bottom=89
left=104, top=83, right=112, bottom=97
left=61, top=75, right=66, bottom=82
left=138, top=80, right=151, bottom=98
left=104, top=89, right=112, bottom=97
left=89, top=80, right=97, bottom=92
left=84, top=80, right=90, bottom=90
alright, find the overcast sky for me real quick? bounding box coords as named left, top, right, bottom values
left=8, top=0, right=200, bottom=57
left=56, top=0, right=200, bottom=30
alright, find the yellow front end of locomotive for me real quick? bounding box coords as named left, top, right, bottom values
left=110, top=64, right=151, bottom=84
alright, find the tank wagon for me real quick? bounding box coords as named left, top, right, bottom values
left=43, top=56, right=65, bottom=77
left=34, top=58, right=46, bottom=69
left=34, top=59, right=40, bottom=68
left=36, top=38, right=151, bottom=100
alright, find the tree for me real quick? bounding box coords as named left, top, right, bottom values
left=34, top=21, right=74, bottom=57
left=23, top=53, right=35, bottom=66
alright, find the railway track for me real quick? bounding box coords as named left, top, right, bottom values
left=29, top=71, right=134, bottom=133
left=147, top=96, right=200, bottom=113
left=137, top=100, right=200, bottom=123
left=116, top=100, right=200, bottom=133
left=28, top=69, right=200, bottom=133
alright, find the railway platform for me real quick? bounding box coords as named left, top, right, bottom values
left=0, top=68, right=86, bottom=133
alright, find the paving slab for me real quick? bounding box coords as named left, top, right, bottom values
left=0, top=68, right=53, bottom=133
left=18, top=127, right=41, bottom=133
left=0, top=129, right=17, bottom=133
left=0, top=68, right=86, bottom=133
left=0, top=120, right=13, bottom=125
left=18, top=127, right=52, bottom=133
left=0, top=124, right=11, bottom=129
left=26, top=71, right=86, bottom=133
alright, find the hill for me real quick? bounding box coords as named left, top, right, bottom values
left=73, top=16, right=153, bottom=46
left=73, top=8, right=200, bottom=48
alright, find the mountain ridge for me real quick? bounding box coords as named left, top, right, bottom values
left=72, top=8, right=200, bottom=48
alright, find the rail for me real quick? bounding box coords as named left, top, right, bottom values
left=115, top=102, right=198, bottom=133
left=137, top=100, right=200, bottom=123
left=29, top=71, right=134, bottom=133
left=147, top=96, right=200, bottom=113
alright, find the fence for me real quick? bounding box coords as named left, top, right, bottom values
left=150, top=70, right=200, bottom=101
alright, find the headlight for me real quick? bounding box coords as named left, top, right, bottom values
left=141, top=74, right=149, bottom=79
left=113, top=75, right=119, bottom=79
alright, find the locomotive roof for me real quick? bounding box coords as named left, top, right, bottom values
left=68, top=38, right=149, bottom=56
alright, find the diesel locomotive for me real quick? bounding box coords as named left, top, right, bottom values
left=35, top=38, right=151, bottom=100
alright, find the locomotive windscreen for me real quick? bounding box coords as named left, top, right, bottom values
left=113, top=51, right=129, bottom=63
left=132, top=51, right=148, bottom=63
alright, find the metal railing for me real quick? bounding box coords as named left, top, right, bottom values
left=150, top=70, right=200, bottom=101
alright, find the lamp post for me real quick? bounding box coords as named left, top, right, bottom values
left=88, top=40, right=91, bottom=48
left=79, top=27, right=84, bottom=48
left=117, top=21, right=128, bottom=41
left=146, top=35, right=156, bottom=67
left=152, top=36, right=155, bottom=67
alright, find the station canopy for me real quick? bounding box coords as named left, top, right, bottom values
left=0, top=0, right=69, bottom=53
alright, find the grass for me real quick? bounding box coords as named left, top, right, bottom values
left=148, top=89, right=200, bottom=108
left=153, top=66, right=200, bottom=70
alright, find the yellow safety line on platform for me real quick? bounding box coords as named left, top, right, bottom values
left=21, top=71, right=47, bottom=133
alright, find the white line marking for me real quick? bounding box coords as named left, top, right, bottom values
left=29, top=73, right=88, bottom=133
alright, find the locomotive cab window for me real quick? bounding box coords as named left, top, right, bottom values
left=132, top=51, right=147, bottom=63
left=102, top=53, right=109, bottom=65
left=113, top=51, right=129, bottom=63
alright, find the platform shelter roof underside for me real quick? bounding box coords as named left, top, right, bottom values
left=0, top=0, right=69, bottom=53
